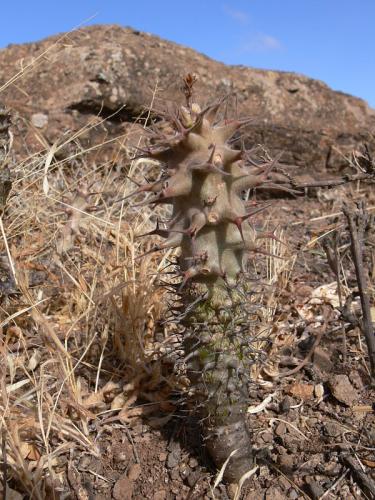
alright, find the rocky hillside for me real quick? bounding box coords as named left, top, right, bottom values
left=1, top=24, right=374, bottom=176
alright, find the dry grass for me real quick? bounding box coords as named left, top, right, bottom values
left=2, top=46, right=373, bottom=497
left=0, top=91, right=183, bottom=496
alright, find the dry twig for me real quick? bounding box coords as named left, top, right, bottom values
left=343, top=202, right=375, bottom=379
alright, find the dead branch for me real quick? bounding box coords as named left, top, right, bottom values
left=292, top=171, right=374, bottom=190
left=343, top=202, right=375, bottom=379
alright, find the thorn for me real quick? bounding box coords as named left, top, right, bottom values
left=256, top=229, right=286, bottom=245
left=178, top=266, right=200, bottom=291
left=203, top=102, right=222, bottom=125
left=190, top=160, right=230, bottom=176
left=223, top=147, right=242, bottom=164
left=135, top=245, right=163, bottom=260
left=232, top=173, right=265, bottom=193
left=244, top=244, right=287, bottom=260
left=117, top=177, right=166, bottom=204
left=230, top=203, right=272, bottom=240
left=214, top=117, right=254, bottom=143
left=132, top=191, right=175, bottom=207
left=188, top=111, right=205, bottom=135
left=135, top=233, right=182, bottom=259
left=207, top=143, right=216, bottom=162
left=186, top=211, right=207, bottom=239
left=136, top=219, right=169, bottom=239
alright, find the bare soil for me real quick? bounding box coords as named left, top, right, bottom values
left=1, top=106, right=374, bottom=500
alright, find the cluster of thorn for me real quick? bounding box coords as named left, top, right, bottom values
left=131, top=96, right=283, bottom=291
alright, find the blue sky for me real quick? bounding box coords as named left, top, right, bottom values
left=2, top=1, right=375, bottom=107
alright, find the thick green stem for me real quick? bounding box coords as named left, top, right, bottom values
left=137, top=91, right=273, bottom=481
left=183, top=282, right=257, bottom=482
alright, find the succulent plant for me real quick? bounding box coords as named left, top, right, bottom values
left=133, top=77, right=279, bottom=482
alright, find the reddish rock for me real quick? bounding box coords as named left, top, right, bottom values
left=112, top=475, right=134, bottom=500
left=328, top=374, right=358, bottom=406
left=0, top=25, right=374, bottom=179
left=287, top=382, right=314, bottom=400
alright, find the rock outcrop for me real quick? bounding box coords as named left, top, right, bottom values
left=0, top=24, right=374, bottom=177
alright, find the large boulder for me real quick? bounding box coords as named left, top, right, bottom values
left=0, top=24, right=374, bottom=176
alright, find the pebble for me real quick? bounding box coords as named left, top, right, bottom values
left=127, top=463, right=141, bottom=481
left=328, top=374, right=358, bottom=406
left=324, top=421, right=342, bottom=438
left=349, top=370, right=364, bottom=390
left=278, top=454, right=294, bottom=468
left=280, top=396, right=292, bottom=413
left=305, top=479, right=325, bottom=499
left=275, top=422, right=287, bottom=436
left=283, top=435, right=299, bottom=453
left=167, top=441, right=181, bottom=469
left=169, top=468, right=180, bottom=481
left=112, top=475, right=134, bottom=500
left=261, top=431, right=274, bottom=443
left=31, top=112, right=48, bottom=128
left=187, top=470, right=200, bottom=488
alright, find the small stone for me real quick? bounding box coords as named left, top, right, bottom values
left=167, top=451, right=180, bottom=468
left=158, top=452, right=167, bottom=462
left=314, top=383, right=324, bottom=400
left=349, top=370, right=364, bottom=390
left=283, top=435, right=299, bottom=453
left=167, top=441, right=181, bottom=468
left=287, top=382, right=314, bottom=400
left=169, top=468, right=180, bottom=481
left=188, top=457, right=198, bottom=468
left=280, top=396, right=292, bottom=413
left=187, top=470, right=200, bottom=488
left=324, top=421, right=342, bottom=438
left=328, top=374, right=358, bottom=406
left=127, top=463, right=141, bottom=481
left=278, top=454, right=294, bottom=468
left=305, top=479, right=325, bottom=499
left=31, top=113, right=48, bottom=128
left=279, top=475, right=291, bottom=491
left=275, top=422, right=287, bottom=436
left=261, top=431, right=273, bottom=443
left=112, top=475, right=133, bottom=500
left=171, top=484, right=180, bottom=495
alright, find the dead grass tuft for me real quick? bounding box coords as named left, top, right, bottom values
left=0, top=96, right=179, bottom=496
